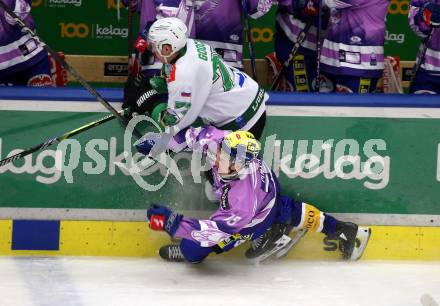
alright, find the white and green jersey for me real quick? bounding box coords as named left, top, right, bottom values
left=165, top=39, right=267, bottom=135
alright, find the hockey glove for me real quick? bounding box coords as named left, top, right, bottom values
left=147, top=204, right=183, bottom=237
left=293, top=0, right=319, bottom=16
left=135, top=132, right=172, bottom=157
left=421, top=2, right=440, bottom=28
left=134, top=36, right=149, bottom=54
left=122, top=74, right=161, bottom=118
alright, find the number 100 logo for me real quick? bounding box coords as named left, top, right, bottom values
left=59, top=22, right=90, bottom=38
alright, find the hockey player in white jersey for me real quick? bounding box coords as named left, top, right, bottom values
left=144, top=17, right=268, bottom=140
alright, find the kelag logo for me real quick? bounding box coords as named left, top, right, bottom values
left=388, top=0, right=409, bottom=15
left=95, top=24, right=128, bottom=39
left=385, top=30, right=405, bottom=44
left=251, top=28, right=273, bottom=43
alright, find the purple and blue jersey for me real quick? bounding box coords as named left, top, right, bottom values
left=409, top=0, right=440, bottom=75
left=0, top=0, right=47, bottom=78
left=320, top=0, right=388, bottom=78
left=168, top=126, right=279, bottom=248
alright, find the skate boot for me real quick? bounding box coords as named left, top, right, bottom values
left=159, top=244, right=186, bottom=262
left=245, top=223, right=296, bottom=263
left=334, top=221, right=371, bottom=261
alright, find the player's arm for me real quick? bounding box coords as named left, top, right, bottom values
left=4, top=0, right=32, bottom=25
left=147, top=191, right=254, bottom=247
left=246, top=0, right=275, bottom=19
left=409, top=0, right=440, bottom=38
left=120, top=0, right=142, bottom=12
left=135, top=124, right=229, bottom=160
left=175, top=187, right=255, bottom=247
left=302, top=0, right=369, bottom=10
left=147, top=205, right=249, bottom=247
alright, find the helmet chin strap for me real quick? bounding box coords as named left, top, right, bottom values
left=162, top=54, right=172, bottom=64
left=218, top=162, right=248, bottom=182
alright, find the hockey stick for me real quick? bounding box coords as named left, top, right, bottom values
left=0, top=109, right=125, bottom=168
left=127, top=0, right=139, bottom=77
left=0, top=0, right=142, bottom=139
left=127, top=0, right=133, bottom=67
left=242, top=0, right=258, bottom=81
left=270, top=18, right=314, bottom=90
left=411, top=28, right=434, bottom=84
left=314, top=0, right=323, bottom=92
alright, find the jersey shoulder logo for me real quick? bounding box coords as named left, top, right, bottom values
left=220, top=185, right=231, bottom=210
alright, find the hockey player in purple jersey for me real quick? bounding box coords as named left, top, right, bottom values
left=0, top=0, right=52, bottom=86
left=268, top=0, right=325, bottom=92
left=315, top=0, right=388, bottom=93
left=137, top=126, right=371, bottom=263
left=408, top=0, right=440, bottom=94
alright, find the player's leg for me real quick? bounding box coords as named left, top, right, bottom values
left=410, top=69, right=440, bottom=94
left=321, top=73, right=379, bottom=93
left=293, top=200, right=371, bottom=261
left=247, top=196, right=371, bottom=261
left=22, top=55, right=53, bottom=87
left=159, top=239, right=213, bottom=263
left=273, top=24, right=317, bottom=92
left=245, top=196, right=306, bottom=261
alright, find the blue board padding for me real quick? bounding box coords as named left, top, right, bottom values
left=11, top=220, right=60, bottom=251
left=0, top=86, right=123, bottom=102
left=0, top=86, right=439, bottom=107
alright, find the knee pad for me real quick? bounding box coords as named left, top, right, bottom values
left=179, top=239, right=211, bottom=264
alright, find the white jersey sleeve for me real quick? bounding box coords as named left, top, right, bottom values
left=166, top=44, right=213, bottom=135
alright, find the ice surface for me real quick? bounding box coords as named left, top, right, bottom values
left=0, top=257, right=439, bottom=306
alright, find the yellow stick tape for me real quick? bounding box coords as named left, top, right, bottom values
left=1, top=221, right=439, bottom=260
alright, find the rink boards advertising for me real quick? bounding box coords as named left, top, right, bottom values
left=0, top=90, right=440, bottom=260
left=30, top=0, right=421, bottom=60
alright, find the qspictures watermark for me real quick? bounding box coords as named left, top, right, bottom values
left=0, top=115, right=393, bottom=192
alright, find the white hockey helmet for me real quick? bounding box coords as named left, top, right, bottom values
left=148, top=17, right=188, bottom=59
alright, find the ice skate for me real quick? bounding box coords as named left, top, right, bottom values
left=159, top=244, right=186, bottom=262
left=274, top=228, right=307, bottom=259
left=334, top=221, right=371, bottom=260
left=245, top=223, right=299, bottom=263
left=350, top=226, right=372, bottom=261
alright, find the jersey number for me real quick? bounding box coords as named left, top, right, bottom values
left=212, top=52, right=234, bottom=92
left=224, top=215, right=242, bottom=226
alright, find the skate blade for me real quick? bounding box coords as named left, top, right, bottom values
left=249, top=235, right=292, bottom=264
left=349, top=227, right=371, bottom=261
left=275, top=229, right=307, bottom=259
